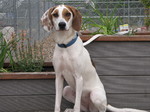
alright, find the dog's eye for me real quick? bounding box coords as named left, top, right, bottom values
left=53, top=13, right=59, bottom=17
left=66, top=13, right=71, bottom=17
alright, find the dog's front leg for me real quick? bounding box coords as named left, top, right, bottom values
left=55, top=75, right=64, bottom=112
left=74, top=76, right=83, bottom=112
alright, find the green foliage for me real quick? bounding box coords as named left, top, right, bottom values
left=83, top=1, right=120, bottom=35
left=0, top=30, right=44, bottom=72
left=0, top=32, right=18, bottom=72
left=11, top=33, right=44, bottom=72
left=140, top=0, right=150, bottom=8
left=145, top=18, right=150, bottom=27
left=140, top=0, right=150, bottom=28
left=0, top=32, right=6, bottom=71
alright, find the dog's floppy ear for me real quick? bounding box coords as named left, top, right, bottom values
left=41, top=7, right=55, bottom=32
left=67, top=6, right=82, bottom=31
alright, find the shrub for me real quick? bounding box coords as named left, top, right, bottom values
left=11, top=31, right=44, bottom=72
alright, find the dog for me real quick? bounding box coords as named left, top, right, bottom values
left=41, top=5, right=148, bottom=112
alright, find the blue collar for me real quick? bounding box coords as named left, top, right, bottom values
left=57, top=33, right=78, bottom=48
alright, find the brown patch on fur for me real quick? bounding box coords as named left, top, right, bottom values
left=41, top=6, right=56, bottom=31
left=51, top=9, right=59, bottom=18
left=42, top=17, right=48, bottom=26
left=65, top=5, right=82, bottom=31
left=62, top=8, right=71, bottom=22
left=48, top=7, right=57, bottom=26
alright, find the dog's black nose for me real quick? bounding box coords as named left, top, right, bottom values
left=59, top=22, right=66, bottom=30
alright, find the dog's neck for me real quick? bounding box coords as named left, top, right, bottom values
left=51, top=28, right=76, bottom=45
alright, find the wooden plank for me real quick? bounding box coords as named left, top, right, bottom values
left=93, top=58, right=150, bottom=76
left=44, top=62, right=53, bottom=66
left=0, top=95, right=73, bottom=112
left=4, top=62, right=53, bottom=68
left=100, top=76, right=150, bottom=94
left=0, top=94, right=149, bottom=112
left=135, top=31, right=150, bottom=35
left=0, top=76, right=149, bottom=95
left=86, top=42, right=150, bottom=57
left=0, top=72, right=55, bottom=80
left=107, top=94, right=150, bottom=110
left=81, top=35, right=150, bottom=42
left=0, top=79, right=55, bottom=95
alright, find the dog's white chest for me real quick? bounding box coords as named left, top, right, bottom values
left=53, top=47, right=76, bottom=88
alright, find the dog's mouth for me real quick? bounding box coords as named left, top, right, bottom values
left=57, top=29, right=69, bottom=31
left=59, top=28, right=66, bottom=31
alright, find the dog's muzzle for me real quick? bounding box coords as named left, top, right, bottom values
left=58, top=22, right=66, bottom=30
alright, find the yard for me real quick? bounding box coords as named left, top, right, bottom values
left=0, top=0, right=150, bottom=112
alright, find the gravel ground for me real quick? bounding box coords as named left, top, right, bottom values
left=40, top=35, right=55, bottom=62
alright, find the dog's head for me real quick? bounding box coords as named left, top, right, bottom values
left=41, top=5, right=82, bottom=32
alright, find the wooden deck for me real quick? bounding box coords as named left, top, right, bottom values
left=85, top=40, right=150, bottom=111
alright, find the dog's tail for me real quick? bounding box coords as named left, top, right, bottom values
left=107, top=104, right=148, bottom=112
left=83, top=34, right=104, bottom=46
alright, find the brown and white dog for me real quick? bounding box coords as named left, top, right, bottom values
left=41, top=5, right=147, bottom=112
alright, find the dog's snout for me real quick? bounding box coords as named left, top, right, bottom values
left=59, top=22, right=66, bottom=30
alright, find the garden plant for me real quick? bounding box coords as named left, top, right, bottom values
left=140, top=0, right=150, bottom=30
left=83, top=1, right=120, bottom=35
left=0, top=32, right=19, bottom=72
left=0, top=31, right=44, bottom=72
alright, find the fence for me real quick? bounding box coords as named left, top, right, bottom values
left=0, top=0, right=146, bottom=40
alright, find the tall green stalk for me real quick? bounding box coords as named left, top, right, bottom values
left=0, top=32, right=18, bottom=72
left=83, top=1, right=120, bottom=35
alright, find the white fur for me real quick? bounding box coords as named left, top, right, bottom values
left=83, top=34, right=104, bottom=46
left=41, top=5, right=148, bottom=112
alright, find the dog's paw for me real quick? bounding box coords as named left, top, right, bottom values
left=64, top=108, right=74, bottom=112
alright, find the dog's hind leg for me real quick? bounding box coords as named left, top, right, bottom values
left=63, top=86, right=88, bottom=112
left=90, top=88, right=107, bottom=112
